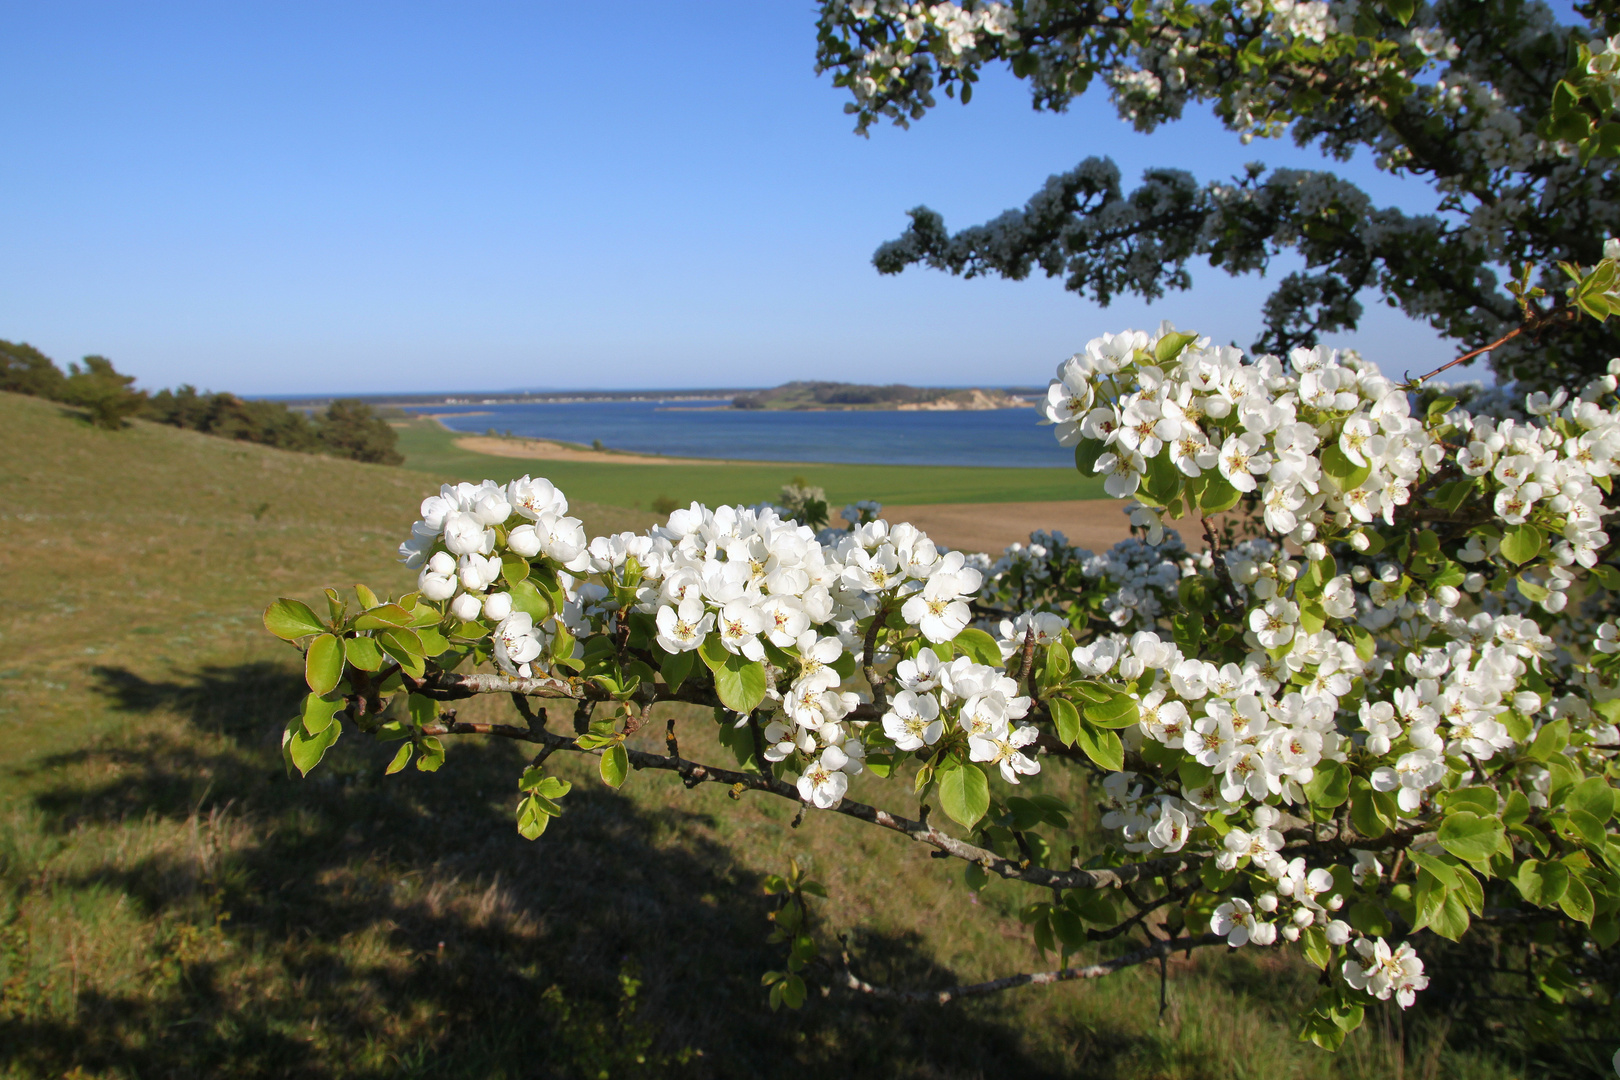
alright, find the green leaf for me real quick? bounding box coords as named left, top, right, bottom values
left=1514, top=574, right=1549, bottom=602
left=304, top=634, right=345, bottom=695
left=1154, top=330, right=1198, bottom=365
left=1568, top=776, right=1616, bottom=824
left=385, top=742, right=413, bottom=775
left=415, top=625, right=449, bottom=658
left=659, top=647, right=695, bottom=693
left=415, top=735, right=445, bottom=772
left=352, top=603, right=414, bottom=630
left=507, top=579, right=551, bottom=621
left=1347, top=901, right=1391, bottom=937
left=1568, top=809, right=1608, bottom=847
left=1499, top=523, right=1544, bottom=565
left=1529, top=718, right=1570, bottom=761
left=951, top=628, right=1003, bottom=667
left=344, top=635, right=385, bottom=671
left=1075, top=721, right=1124, bottom=771
left=1502, top=790, right=1531, bottom=827
left=264, top=598, right=327, bottom=640
left=502, top=555, right=530, bottom=585
left=1408, top=851, right=1461, bottom=890
left=516, top=793, right=551, bottom=840
left=600, top=743, right=629, bottom=788
left=1075, top=437, right=1108, bottom=475
left=1082, top=691, right=1139, bottom=729
left=938, top=761, right=990, bottom=828
left=1303, top=760, right=1350, bottom=808
left=1196, top=473, right=1241, bottom=514
left=1385, top=0, right=1415, bottom=25
left=1049, top=697, right=1082, bottom=747
left=301, top=691, right=344, bottom=736
left=697, top=634, right=729, bottom=673
left=1426, top=889, right=1471, bottom=942
left=1140, top=451, right=1181, bottom=507
left=1445, top=786, right=1498, bottom=817
left=1452, top=866, right=1484, bottom=915
left=1559, top=874, right=1595, bottom=923
left=1437, top=811, right=1506, bottom=863
left=1300, top=926, right=1331, bottom=970
left=376, top=627, right=426, bottom=677
left=1320, top=444, right=1371, bottom=491
left=283, top=710, right=341, bottom=777
left=711, top=654, right=768, bottom=714
left=1348, top=624, right=1375, bottom=662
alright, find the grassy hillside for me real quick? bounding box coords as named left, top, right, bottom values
left=0, top=392, right=1527, bottom=1078
left=394, top=417, right=1103, bottom=509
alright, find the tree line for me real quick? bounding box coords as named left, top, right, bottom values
left=0, top=338, right=403, bottom=465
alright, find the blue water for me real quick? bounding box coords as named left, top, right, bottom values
left=416, top=399, right=1067, bottom=469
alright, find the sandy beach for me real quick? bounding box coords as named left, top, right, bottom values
left=452, top=433, right=713, bottom=466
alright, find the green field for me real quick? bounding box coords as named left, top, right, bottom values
left=394, top=417, right=1104, bottom=509
left=0, top=391, right=1534, bottom=1078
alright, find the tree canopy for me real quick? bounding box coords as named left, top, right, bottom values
left=814, top=0, right=1620, bottom=386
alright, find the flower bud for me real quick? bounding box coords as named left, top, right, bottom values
left=1281, top=924, right=1300, bottom=942
left=418, top=570, right=457, bottom=601
left=1249, top=921, right=1278, bottom=946
left=1352, top=565, right=1371, bottom=583
left=1350, top=531, right=1370, bottom=552
left=1325, top=919, right=1352, bottom=945
left=450, top=592, right=483, bottom=622
left=508, top=524, right=543, bottom=558
left=1326, top=894, right=1344, bottom=911
left=428, top=551, right=456, bottom=576
left=1292, top=906, right=1316, bottom=928
left=1256, top=892, right=1279, bottom=912
left=483, top=591, right=513, bottom=621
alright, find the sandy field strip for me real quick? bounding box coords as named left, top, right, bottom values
left=882, top=499, right=1141, bottom=554
left=452, top=434, right=713, bottom=466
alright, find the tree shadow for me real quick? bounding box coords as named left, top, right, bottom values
left=0, top=663, right=1125, bottom=1079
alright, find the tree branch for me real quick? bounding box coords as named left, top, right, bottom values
left=415, top=715, right=1187, bottom=892
left=832, top=932, right=1228, bottom=1005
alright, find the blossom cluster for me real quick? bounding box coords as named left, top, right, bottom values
left=1027, top=322, right=1620, bottom=1010
left=335, top=318, right=1620, bottom=1027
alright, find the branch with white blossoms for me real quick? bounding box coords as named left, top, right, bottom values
left=264, top=314, right=1620, bottom=1051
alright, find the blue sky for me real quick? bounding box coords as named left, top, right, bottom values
left=1, top=3, right=1480, bottom=394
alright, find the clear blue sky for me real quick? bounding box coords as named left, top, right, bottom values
left=2, top=2, right=1469, bottom=394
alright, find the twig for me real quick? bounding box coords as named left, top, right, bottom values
left=832, top=933, right=1226, bottom=1005
left=416, top=717, right=1189, bottom=892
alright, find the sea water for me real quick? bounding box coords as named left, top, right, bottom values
left=417, top=399, right=1068, bottom=469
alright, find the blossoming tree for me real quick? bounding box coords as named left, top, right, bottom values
left=265, top=293, right=1620, bottom=1050
left=260, top=1, right=1620, bottom=1062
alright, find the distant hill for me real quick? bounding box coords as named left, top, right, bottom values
left=731, top=380, right=1030, bottom=411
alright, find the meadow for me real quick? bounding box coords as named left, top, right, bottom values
left=0, top=390, right=1547, bottom=1078
left=393, top=416, right=1104, bottom=510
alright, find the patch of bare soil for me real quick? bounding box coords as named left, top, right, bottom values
left=881, top=499, right=1140, bottom=554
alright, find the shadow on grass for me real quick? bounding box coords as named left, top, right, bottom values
left=0, top=663, right=1111, bottom=1080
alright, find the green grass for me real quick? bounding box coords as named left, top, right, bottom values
left=0, top=391, right=1546, bottom=1078
left=394, top=417, right=1104, bottom=509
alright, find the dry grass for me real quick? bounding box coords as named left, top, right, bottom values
left=0, top=392, right=1542, bottom=1078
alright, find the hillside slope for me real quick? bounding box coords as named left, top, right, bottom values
left=0, top=391, right=1514, bottom=1079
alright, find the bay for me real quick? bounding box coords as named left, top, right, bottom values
left=417, top=399, right=1068, bottom=469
